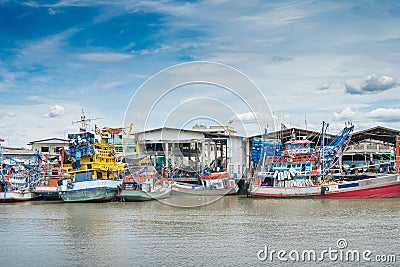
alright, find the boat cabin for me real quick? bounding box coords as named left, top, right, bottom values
left=284, top=139, right=313, bottom=156
left=200, top=177, right=235, bottom=190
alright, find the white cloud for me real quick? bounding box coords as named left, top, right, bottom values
left=26, top=95, right=41, bottom=102
left=23, top=0, right=90, bottom=8
left=317, top=82, right=332, bottom=91
left=0, top=67, right=20, bottom=92
left=46, top=105, right=65, bottom=118
left=333, top=107, right=400, bottom=126
left=366, top=108, right=400, bottom=122
left=344, top=74, right=397, bottom=95
left=333, top=107, right=357, bottom=121
left=230, top=112, right=257, bottom=122
left=237, top=2, right=313, bottom=28
left=19, top=28, right=79, bottom=61
left=77, top=52, right=133, bottom=62
left=229, top=112, right=273, bottom=132
left=0, top=112, right=17, bottom=119
left=99, top=81, right=123, bottom=90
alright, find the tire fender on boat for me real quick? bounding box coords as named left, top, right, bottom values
left=321, top=186, right=329, bottom=195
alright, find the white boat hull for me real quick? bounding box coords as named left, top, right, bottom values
left=0, top=191, right=38, bottom=202
left=250, top=185, right=321, bottom=198
left=59, top=179, right=122, bottom=202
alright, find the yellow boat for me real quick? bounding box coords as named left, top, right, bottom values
left=58, top=125, right=125, bottom=202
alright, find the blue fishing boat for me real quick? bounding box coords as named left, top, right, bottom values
left=0, top=154, right=42, bottom=202
left=250, top=122, right=355, bottom=197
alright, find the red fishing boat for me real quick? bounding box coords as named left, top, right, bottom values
left=320, top=135, right=400, bottom=198
left=320, top=174, right=400, bottom=198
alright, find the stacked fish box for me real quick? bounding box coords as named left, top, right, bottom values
left=251, top=138, right=283, bottom=163
left=251, top=138, right=263, bottom=163
left=67, top=132, right=95, bottom=158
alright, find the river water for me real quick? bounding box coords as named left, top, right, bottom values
left=1, top=197, right=399, bottom=266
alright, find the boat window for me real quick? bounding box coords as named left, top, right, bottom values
left=301, top=164, right=306, bottom=172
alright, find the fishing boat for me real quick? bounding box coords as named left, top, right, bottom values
left=0, top=155, right=42, bottom=202
left=171, top=170, right=238, bottom=196
left=320, top=173, right=400, bottom=198
left=317, top=134, right=400, bottom=198
left=58, top=115, right=125, bottom=202
left=117, top=167, right=171, bottom=201
left=34, top=152, right=65, bottom=200
left=249, top=122, right=355, bottom=198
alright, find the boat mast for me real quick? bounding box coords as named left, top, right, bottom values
left=60, top=147, right=64, bottom=180
left=320, top=121, right=328, bottom=180
left=260, top=127, right=267, bottom=172
left=123, top=123, right=134, bottom=156
left=0, top=138, right=3, bottom=181
left=396, top=135, right=400, bottom=175
left=72, top=109, right=101, bottom=132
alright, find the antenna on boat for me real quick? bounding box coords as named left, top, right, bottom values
left=72, top=109, right=102, bottom=132
left=0, top=138, right=3, bottom=181
left=305, top=114, right=308, bottom=131
left=320, top=121, right=326, bottom=180
left=259, top=127, right=268, bottom=172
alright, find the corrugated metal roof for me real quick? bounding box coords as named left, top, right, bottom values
left=27, top=138, right=68, bottom=145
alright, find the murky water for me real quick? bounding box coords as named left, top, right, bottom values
left=1, top=197, right=399, bottom=266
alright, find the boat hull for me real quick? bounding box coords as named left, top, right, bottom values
left=171, top=184, right=238, bottom=196
left=321, top=174, right=400, bottom=198
left=34, top=186, right=60, bottom=200
left=0, top=191, right=38, bottom=202
left=59, top=179, right=122, bottom=202
left=250, top=185, right=321, bottom=198
left=251, top=174, right=400, bottom=198
left=117, top=188, right=171, bottom=201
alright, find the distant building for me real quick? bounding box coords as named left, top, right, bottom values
left=27, top=138, right=69, bottom=154
left=343, top=126, right=400, bottom=172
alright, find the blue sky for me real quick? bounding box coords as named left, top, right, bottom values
left=0, top=0, right=399, bottom=147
